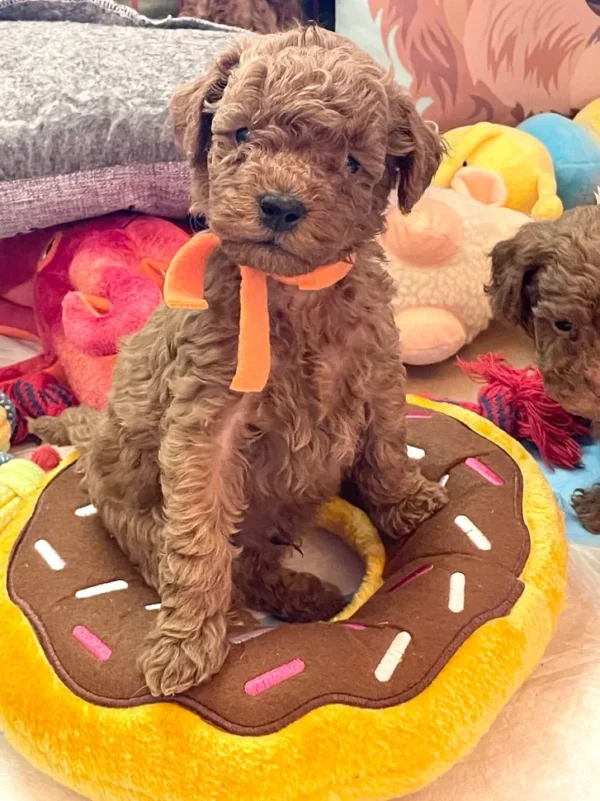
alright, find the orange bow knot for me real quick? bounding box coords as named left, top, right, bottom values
left=164, top=232, right=354, bottom=393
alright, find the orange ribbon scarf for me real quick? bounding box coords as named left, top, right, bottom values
left=164, top=232, right=354, bottom=393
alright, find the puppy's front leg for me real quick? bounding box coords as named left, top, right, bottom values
left=139, top=402, right=248, bottom=697
left=352, top=376, right=447, bottom=538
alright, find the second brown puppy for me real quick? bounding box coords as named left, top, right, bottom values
left=489, top=204, right=600, bottom=533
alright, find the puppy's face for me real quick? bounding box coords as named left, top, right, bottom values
left=172, top=27, right=442, bottom=277
left=489, top=206, right=600, bottom=420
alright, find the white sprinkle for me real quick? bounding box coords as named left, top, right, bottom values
left=229, top=628, right=271, bottom=645
left=145, top=603, right=161, bottom=611
left=75, top=580, right=128, bottom=599
left=454, top=515, right=492, bottom=551
left=448, top=572, right=466, bottom=613
left=375, top=631, right=412, bottom=683
left=407, top=445, right=425, bottom=460
left=439, top=473, right=450, bottom=487
left=75, top=504, right=97, bottom=517
left=34, top=539, right=65, bottom=571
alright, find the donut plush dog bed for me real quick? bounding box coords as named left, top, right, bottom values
left=0, top=398, right=566, bottom=801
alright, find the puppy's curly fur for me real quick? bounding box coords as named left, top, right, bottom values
left=32, top=27, right=446, bottom=696
left=489, top=204, right=600, bottom=532
left=179, top=0, right=302, bottom=33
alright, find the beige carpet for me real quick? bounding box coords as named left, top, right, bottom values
left=406, top=320, right=535, bottom=402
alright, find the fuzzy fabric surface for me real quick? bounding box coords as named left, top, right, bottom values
left=0, top=398, right=567, bottom=801
left=0, top=0, right=244, bottom=237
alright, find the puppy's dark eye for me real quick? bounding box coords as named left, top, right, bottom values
left=553, top=319, right=573, bottom=333
left=235, top=127, right=250, bottom=144
left=347, top=155, right=360, bottom=174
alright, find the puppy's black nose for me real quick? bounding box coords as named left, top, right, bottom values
left=259, top=194, right=307, bottom=232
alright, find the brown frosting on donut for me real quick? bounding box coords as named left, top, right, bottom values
left=7, top=406, right=529, bottom=735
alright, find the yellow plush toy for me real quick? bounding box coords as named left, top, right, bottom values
left=577, top=101, right=600, bottom=204
left=0, top=409, right=9, bottom=453
left=434, top=122, right=563, bottom=221
left=0, top=458, right=45, bottom=531
left=0, top=390, right=15, bottom=467
left=575, top=98, right=600, bottom=141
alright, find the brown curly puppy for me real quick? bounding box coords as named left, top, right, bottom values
left=179, top=0, right=302, bottom=33
left=32, top=26, right=446, bottom=696
left=489, top=204, right=600, bottom=532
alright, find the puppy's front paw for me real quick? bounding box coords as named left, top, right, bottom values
left=376, top=477, right=448, bottom=538
left=572, top=484, right=600, bottom=534
left=139, top=618, right=229, bottom=697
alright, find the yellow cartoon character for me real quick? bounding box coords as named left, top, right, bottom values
left=434, top=122, right=563, bottom=221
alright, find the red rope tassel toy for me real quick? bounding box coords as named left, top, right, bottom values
left=452, top=353, right=591, bottom=469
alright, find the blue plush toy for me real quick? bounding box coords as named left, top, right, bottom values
left=518, top=110, right=600, bottom=210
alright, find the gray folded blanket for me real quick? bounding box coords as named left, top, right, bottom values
left=0, top=0, right=244, bottom=237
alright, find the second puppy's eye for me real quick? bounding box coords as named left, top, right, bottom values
left=235, top=127, right=250, bottom=144
left=552, top=319, right=574, bottom=333
left=347, top=155, right=360, bottom=174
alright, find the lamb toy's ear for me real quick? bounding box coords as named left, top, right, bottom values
left=488, top=228, right=547, bottom=335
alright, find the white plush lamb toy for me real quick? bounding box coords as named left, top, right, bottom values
left=382, top=186, right=530, bottom=365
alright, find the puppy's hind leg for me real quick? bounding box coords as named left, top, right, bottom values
left=234, top=540, right=347, bottom=623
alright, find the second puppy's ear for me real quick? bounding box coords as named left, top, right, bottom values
left=488, top=228, right=544, bottom=334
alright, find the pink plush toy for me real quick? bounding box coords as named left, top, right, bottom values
left=0, top=214, right=190, bottom=410
left=382, top=186, right=530, bottom=365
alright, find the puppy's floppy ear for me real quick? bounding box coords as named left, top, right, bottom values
left=386, top=89, right=444, bottom=214
left=170, top=41, right=244, bottom=166
left=488, top=229, right=543, bottom=334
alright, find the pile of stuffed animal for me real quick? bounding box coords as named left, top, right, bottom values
left=381, top=97, right=600, bottom=365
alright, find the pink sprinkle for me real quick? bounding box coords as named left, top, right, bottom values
left=388, top=563, right=434, bottom=593
left=244, top=658, right=305, bottom=696
left=407, top=412, right=433, bottom=420
left=72, top=625, right=112, bottom=662
left=344, top=623, right=366, bottom=631
left=465, top=457, right=504, bottom=486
